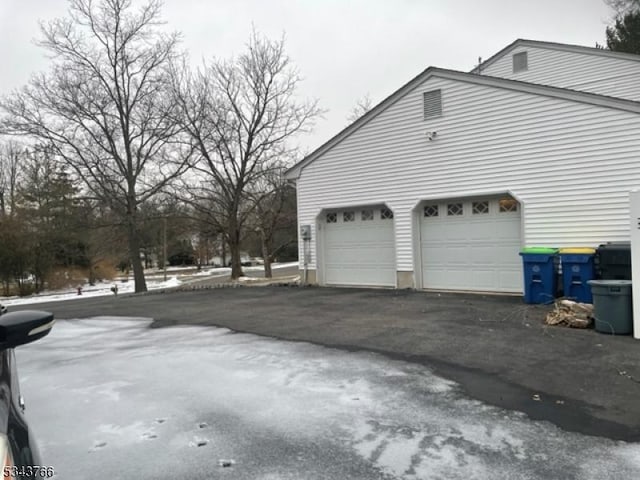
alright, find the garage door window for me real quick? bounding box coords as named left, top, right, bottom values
left=326, top=212, right=337, bottom=223
left=343, top=211, right=355, bottom=222
left=472, top=201, right=489, bottom=215
left=447, top=203, right=463, bottom=216
left=424, top=204, right=439, bottom=217
left=381, top=207, right=394, bottom=220
left=361, top=209, right=374, bottom=221
left=499, top=199, right=518, bottom=213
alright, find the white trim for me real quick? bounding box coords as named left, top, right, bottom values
left=630, top=190, right=640, bottom=339
left=28, top=319, right=55, bottom=336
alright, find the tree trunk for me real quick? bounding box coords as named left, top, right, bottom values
left=221, top=236, right=226, bottom=267
left=227, top=213, right=244, bottom=279
left=260, top=230, right=272, bottom=278
left=228, top=229, right=243, bottom=279
left=229, top=240, right=243, bottom=279
left=263, top=256, right=272, bottom=278
left=127, top=216, right=147, bottom=293
left=88, top=258, right=96, bottom=286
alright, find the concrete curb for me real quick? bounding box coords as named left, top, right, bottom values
left=131, top=276, right=306, bottom=297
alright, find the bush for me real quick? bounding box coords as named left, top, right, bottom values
left=89, top=259, right=118, bottom=284
left=46, top=267, right=88, bottom=290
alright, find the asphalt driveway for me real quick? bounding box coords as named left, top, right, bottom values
left=18, top=285, right=640, bottom=441
left=18, top=317, right=640, bottom=480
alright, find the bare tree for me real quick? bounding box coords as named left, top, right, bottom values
left=0, top=0, right=193, bottom=292
left=347, top=93, right=373, bottom=123
left=173, top=31, right=321, bottom=279
left=0, top=141, right=22, bottom=217
left=247, top=167, right=297, bottom=278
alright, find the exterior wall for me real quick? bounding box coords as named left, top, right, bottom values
left=296, top=75, right=640, bottom=277
left=481, top=46, right=640, bottom=101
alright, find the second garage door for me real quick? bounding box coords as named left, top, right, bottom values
left=322, top=206, right=396, bottom=287
left=419, top=197, right=522, bottom=293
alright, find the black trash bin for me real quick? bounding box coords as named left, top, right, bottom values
left=596, top=242, right=631, bottom=280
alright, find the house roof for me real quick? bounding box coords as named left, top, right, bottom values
left=285, top=64, right=640, bottom=180
left=471, top=38, right=640, bottom=74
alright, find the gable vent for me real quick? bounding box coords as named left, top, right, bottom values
left=513, top=51, right=528, bottom=73
left=423, top=89, right=442, bottom=119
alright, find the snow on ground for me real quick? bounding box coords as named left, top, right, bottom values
left=0, top=277, right=182, bottom=307
left=0, top=262, right=299, bottom=307
left=16, top=317, right=640, bottom=480
left=236, top=275, right=300, bottom=283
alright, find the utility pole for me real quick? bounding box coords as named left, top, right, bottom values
left=163, top=217, right=167, bottom=282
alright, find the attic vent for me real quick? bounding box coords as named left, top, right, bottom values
left=423, top=89, right=442, bottom=119
left=513, top=51, right=528, bottom=73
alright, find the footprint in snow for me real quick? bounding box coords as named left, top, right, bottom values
left=199, top=422, right=208, bottom=429
left=155, top=418, right=167, bottom=424
left=189, top=438, right=209, bottom=447
left=142, top=432, right=158, bottom=440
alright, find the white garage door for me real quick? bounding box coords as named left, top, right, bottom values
left=322, top=207, right=396, bottom=287
left=420, top=197, right=522, bottom=293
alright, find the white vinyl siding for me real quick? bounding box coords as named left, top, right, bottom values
left=296, top=75, right=640, bottom=273
left=482, top=46, right=640, bottom=101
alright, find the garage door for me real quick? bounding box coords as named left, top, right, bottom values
left=419, top=197, right=522, bottom=292
left=322, top=207, right=396, bottom=287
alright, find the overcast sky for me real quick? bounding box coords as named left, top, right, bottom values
left=0, top=0, right=614, bottom=153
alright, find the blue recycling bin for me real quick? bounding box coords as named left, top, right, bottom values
left=559, top=248, right=596, bottom=303
left=520, top=247, right=558, bottom=304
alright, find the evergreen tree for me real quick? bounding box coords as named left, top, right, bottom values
left=18, top=147, right=83, bottom=291
left=606, top=10, right=640, bottom=54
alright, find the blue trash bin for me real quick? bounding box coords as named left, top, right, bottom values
left=520, top=247, right=558, bottom=304
left=559, top=248, right=596, bottom=303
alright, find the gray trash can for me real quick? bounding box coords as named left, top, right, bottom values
left=587, top=280, right=633, bottom=335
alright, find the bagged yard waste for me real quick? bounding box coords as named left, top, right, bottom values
left=545, top=299, right=593, bottom=328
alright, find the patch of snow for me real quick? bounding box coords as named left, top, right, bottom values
left=0, top=277, right=182, bottom=306
left=191, top=268, right=230, bottom=276
left=0, top=262, right=299, bottom=307
left=244, top=261, right=299, bottom=272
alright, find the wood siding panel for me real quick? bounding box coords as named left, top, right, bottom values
left=481, top=46, right=640, bottom=101
left=297, top=76, right=640, bottom=271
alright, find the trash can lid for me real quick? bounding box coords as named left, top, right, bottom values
left=597, top=242, right=631, bottom=252
left=559, top=247, right=596, bottom=254
left=520, top=247, right=558, bottom=254
left=587, top=279, right=632, bottom=286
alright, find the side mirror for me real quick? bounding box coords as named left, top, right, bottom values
left=0, top=311, right=54, bottom=349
